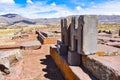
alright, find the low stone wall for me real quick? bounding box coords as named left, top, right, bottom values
left=37, top=31, right=46, bottom=44
left=37, top=31, right=58, bottom=44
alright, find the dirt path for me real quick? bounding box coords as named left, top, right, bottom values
left=19, top=44, right=65, bottom=80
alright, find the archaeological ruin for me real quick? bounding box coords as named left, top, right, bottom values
left=50, top=15, right=120, bottom=80
left=0, top=14, right=120, bottom=80
left=36, top=31, right=60, bottom=44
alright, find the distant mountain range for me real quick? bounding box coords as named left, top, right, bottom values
left=98, top=15, right=120, bottom=24
left=0, top=14, right=60, bottom=27
left=0, top=14, right=120, bottom=27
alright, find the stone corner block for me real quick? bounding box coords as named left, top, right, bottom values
left=68, top=51, right=81, bottom=66
left=57, top=44, right=68, bottom=55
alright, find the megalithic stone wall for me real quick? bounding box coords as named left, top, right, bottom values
left=61, top=15, right=98, bottom=55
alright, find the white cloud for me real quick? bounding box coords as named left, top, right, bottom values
left=76, top=6, right=82, bottom=10
left=0, top=0, right=120, bottom=18
left=0, top=0, right=15, bottom=4
left=84, top=0, right=120, bottom=15
left=51, top=2, right=56, bottom=6
left=27, top=0, right=33, bottom=4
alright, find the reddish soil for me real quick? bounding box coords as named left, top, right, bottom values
left=0, top=32, right=65, bottom=80
left=18, top=44, right=65, bottom=80
left=0, top=33, right=37, bottom=49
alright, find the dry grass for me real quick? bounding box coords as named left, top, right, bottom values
left=0, top=29, right=20, bottom=35
left=0, top=25, right=57, bottom=35
left=98, top=24, right=120, bottom=30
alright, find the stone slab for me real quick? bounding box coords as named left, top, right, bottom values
left=82, top=55, right=120, bottom=80
left=20, top=40, right=41, bottom=50
left=0, top=49, right=22, bottom=60
left=0, top=49, right=22, bottom=74
left=98, top=36, right=120, bottom=42
left=97, top=44, right=119, bottom=53
left=105, top=42, right=120, bottom=47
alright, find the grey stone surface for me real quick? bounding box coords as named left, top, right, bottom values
left=60, top=15, right=98, bottom=65
left=0, top=72, right=4, bottom=80
left=0, top=58, right=10, bottom=68
left=20, top=40, right=41, bottom=50
left=61, top=15, right=97, bottom=55
left=68, top=51, right=81, bottom=66
left=0, top=49, right=22, bottom=60
left=82, top=15, right=98, bottom=55
left=97, top=44, right=120, bottom=55
left=59, top=44, right=68, bottom=55
left=61, top=19, right=69, bottom=45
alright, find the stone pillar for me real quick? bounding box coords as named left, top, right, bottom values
left=61, top=19, right=64, bottom=43
left=70, top=16, right=76, bottom=51
left=68, top=16, right=81, bottom=66
left=61, top=18, right=69, bottom=45
left=60, top=18, right=69, bottom=55
left=77, top=16, right=84, bottom=54
left=82, top=15, right=98, bottom=55
left=66, top=17, right=72, bottom=47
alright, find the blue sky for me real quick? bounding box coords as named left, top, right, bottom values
left=0, top=0, right=120, bottom=18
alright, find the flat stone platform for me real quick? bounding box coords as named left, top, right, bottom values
left=97, top=44, right=119, bottom=52
left=20, top=40, right=41, bottom=50
left=89, top=55, right=120, bottom=75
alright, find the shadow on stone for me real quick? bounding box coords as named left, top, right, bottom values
left=80, top=65, right=99, bottom=80
left=0, top=64, right=10, bottom=74
left=40, top=55, right=65, bottom=80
